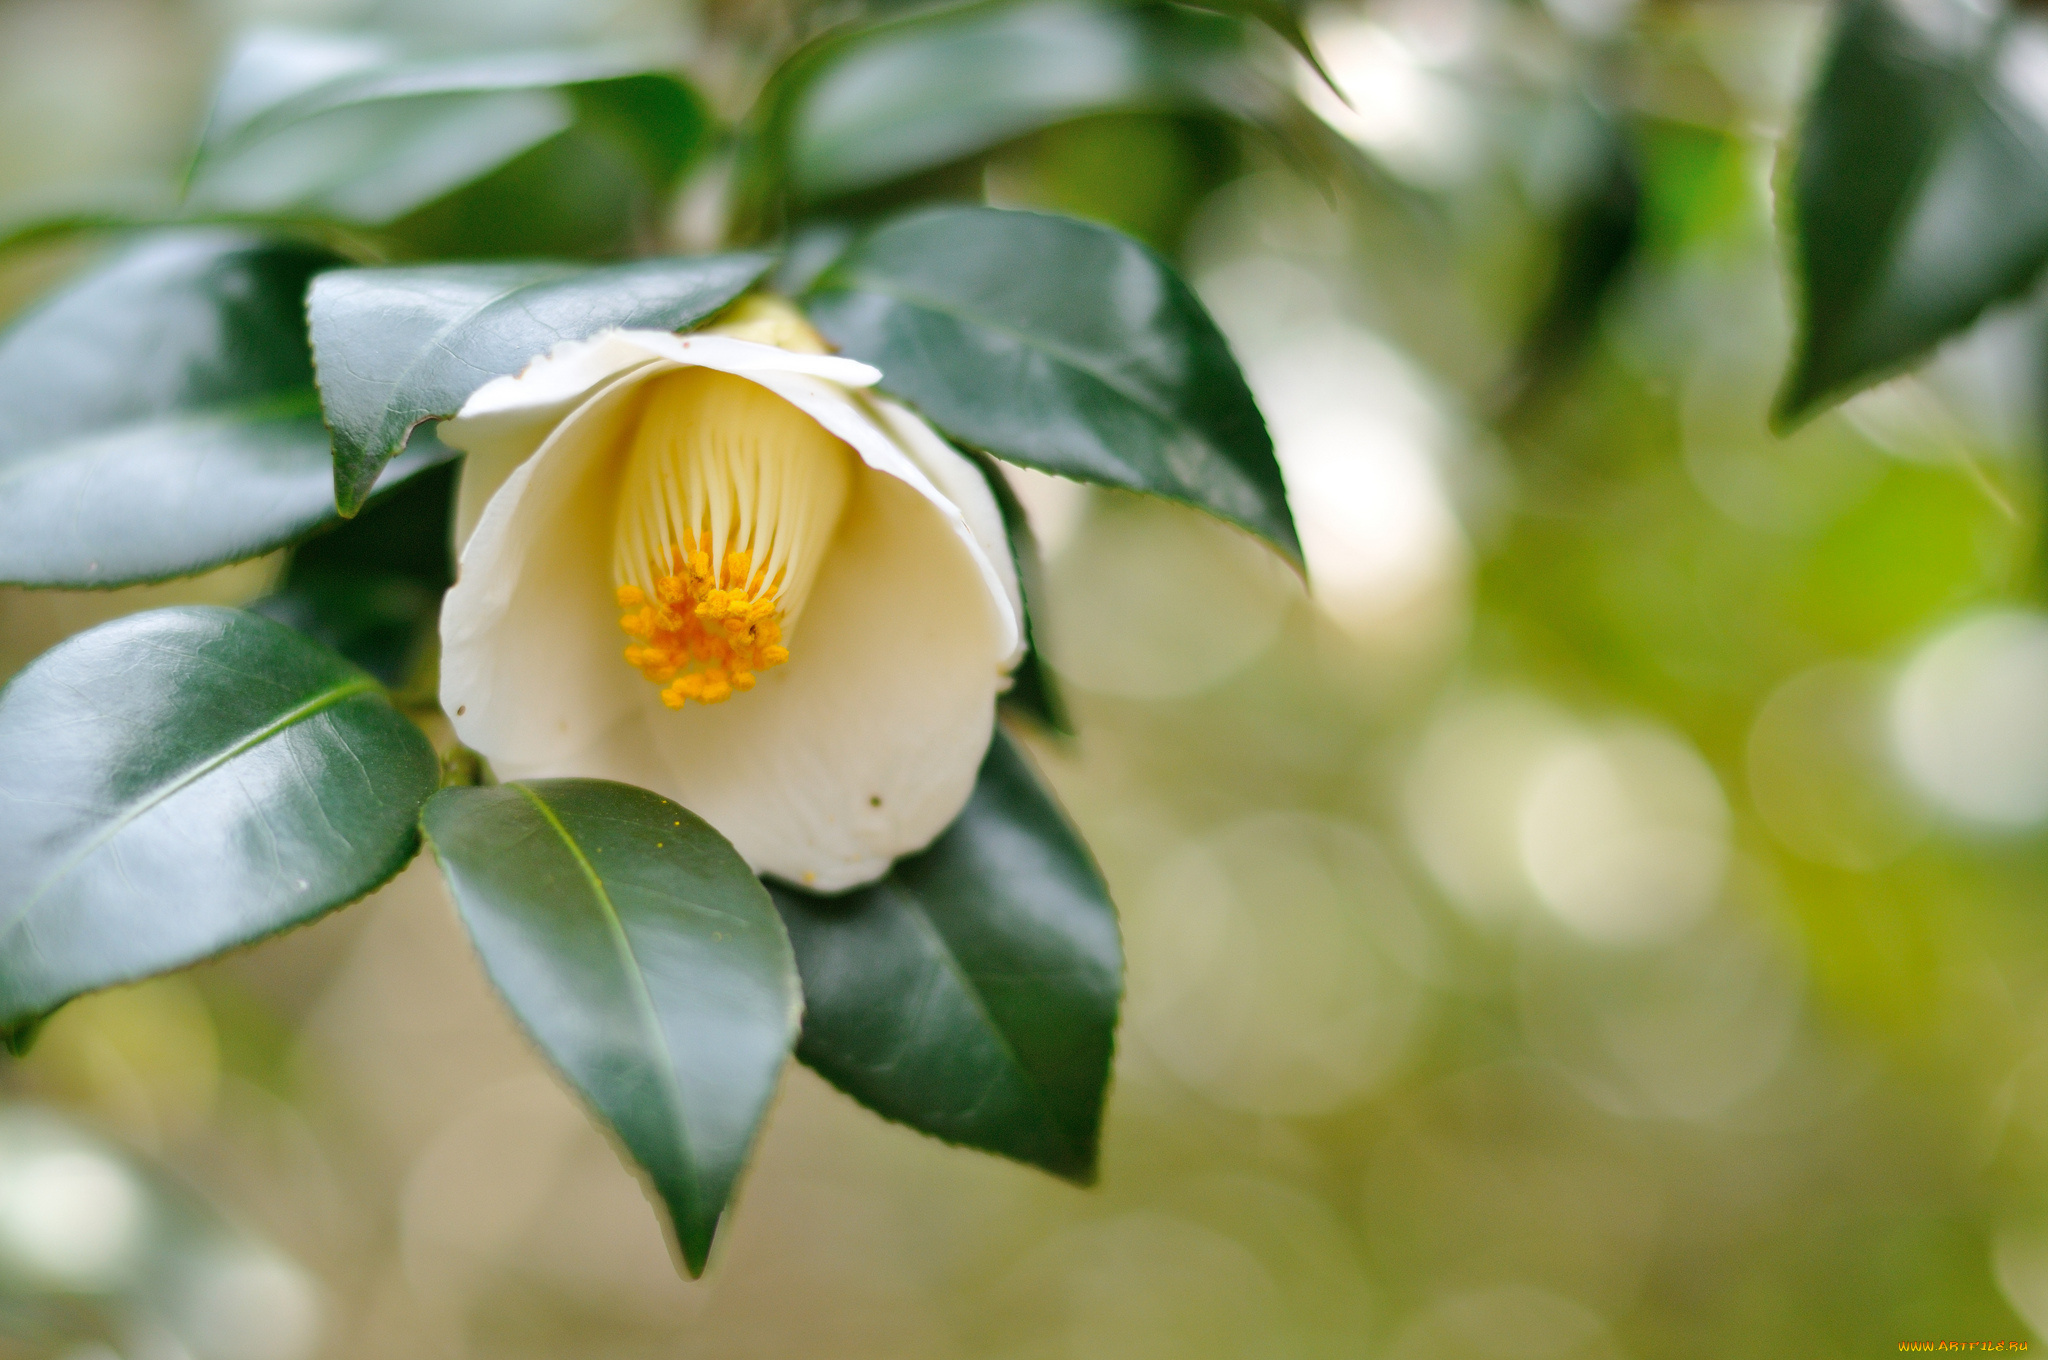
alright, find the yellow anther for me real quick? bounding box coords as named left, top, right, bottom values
left=608, top=369, right=854, bottom=713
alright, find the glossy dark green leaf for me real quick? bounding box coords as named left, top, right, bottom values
left=423, top=779, right=799, bottom=1277
left=0, top=607, right=439, bottom=1036
left=770, top=730, right=1120, bottom=1181
left=804, top=206, right=1297, bottom=562
left=1777, top=0, right=2048, bottom=426
left=0, top=229, right=451, bottom=588
left=783, top=1, right=1249, bottom=202
left=251, top=457, right=457, bottom=686
left=184, top=30, right=710, bottom=243
left=308, top=252, right=771, bottom=513
left=973, top=450, right=1071, bottom=734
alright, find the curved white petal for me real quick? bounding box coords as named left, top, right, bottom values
left=441, top=335, right=1017, bottom=891
left=602, top=462, right=1005, bottom=889
left=458, top=330, right=670, bottom=420
left=443, top=328, right=884, bottom=551
left=624, top=329, right=881, bottom=388
left=862, top=392, right=1025, bottom=669
left=719, top=370, right=1020, bottom=665
left=441, top=368, right=651, bottom=771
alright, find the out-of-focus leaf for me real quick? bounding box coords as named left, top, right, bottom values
left=184, top=29, right=710, bottom=254
left=251, top=456, right=457, bottom=686
left=1173, top=0, right=1345, bottom=103
left=770, top=730, right=1119, bottom=1181
left=804, top=205, right=1298, bottom=562
left=782, top=1, right=1249, bottom=202
left=972, top=450, right=1071, bottom=734
left=1777, top=0, right=2048, bottom=426
left=0, top=607, right=438, bottom=1036
left=0, top=1106, right=321, bottom=1358
left=422, top=779, right=800, bottom=1277
left=308, top=252, right=771, bottom=513
left=0, top=229, right=449, bottom=588
left=1493, top=101, right=1642, bottom=421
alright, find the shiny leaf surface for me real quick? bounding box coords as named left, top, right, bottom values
left=309, top=252, right=771, bottom=512
left=770, top=731, right=1120, bottom=1181
left=0, top=230, right=450, bottom=588
left=251, top=456, right=457, bottom=686
left=0, top=607, right=438, bottom=1035
left=185, top=30, right=710, bottom=241
left=804, top=206, right=1296, bottom=561
left=1777, top=0, right=2048, bottom=425
left=422, top=779, right=800, bottom=1277
left=784, top=1, right=1248, bottom=202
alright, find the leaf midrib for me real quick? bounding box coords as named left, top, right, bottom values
left=2, top=674, right=383, bottom=941
left=514, top=783, right=697, bottom=1195
left=897, top=886, right=1087, bottom=1167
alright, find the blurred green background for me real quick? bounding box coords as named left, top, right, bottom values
left=6, top=0, right=2047, bottom=1354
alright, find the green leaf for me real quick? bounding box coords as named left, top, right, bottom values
left=1492, top=98, right=1642, bottom=422
left=308, top=252, right=772, bottom=513
left=0, top=229, right=451, bottom=588
left=1172, top=0, right=1345, bottom=105
left=781, top=1, right=1251, bottom=203
left=769, top=730, right=1120, bottom=1182
left=973, top=450, right=1071, bottom=734
left=184, top=30, right=710, bottom=248
left=0, top=607, right=439, bottom=1035
left=251, top=457, right=458, bottom=686
left=803, top=205, right=1297, bottom=562
left=1776, top=0, right=2048, bottom=426
left=422, top=779, right=800, bottom=1277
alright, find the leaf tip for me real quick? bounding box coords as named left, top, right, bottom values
left=1, top=1012, right=47, bottom=1058
left=1768, top=365, right=1825, bottom=438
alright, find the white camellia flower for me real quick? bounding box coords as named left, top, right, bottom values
left=437, top=298, right=1023, bottom=892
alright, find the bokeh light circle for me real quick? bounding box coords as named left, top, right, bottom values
left=1746, top=661, right=1925, bottom=869
left=1891, top=609, right=2048, bottom=827
left=1129, top=811, right=1429, bottom=1116
left=1516, top=724, right=1730, bottom=946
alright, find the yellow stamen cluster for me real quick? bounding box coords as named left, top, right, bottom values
left=609, top=367, right=854, bottom=710
left=617, top=537, right=793, bottom=708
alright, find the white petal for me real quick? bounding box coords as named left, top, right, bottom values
left=623, top=329, right=882, bottom=388
left=443, top=328, right=884, bottom=551
left=441, top=341, right=1018, bottom=890
left=862, top=392, right=1025, bottom=668
left=729, top=371, right=1021, bottom=665
left=594, top=462, right=1007, bottom=890
left=440, top=369, right=648, bottom=771
left=456, top=330, right=670, bottom=421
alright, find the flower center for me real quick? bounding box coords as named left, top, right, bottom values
left=611, top=369, right=853, bottom=708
